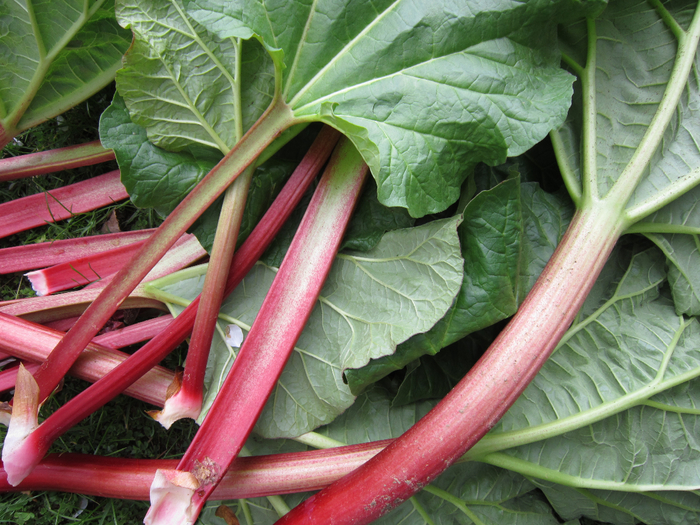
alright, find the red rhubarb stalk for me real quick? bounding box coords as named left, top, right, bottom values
left=21, top=101, right=294, bottom=406
left=0, top=312, right=174, bottom=407
left=0, top=230, right=153, bottom=275
left=26, top=232, right=205, bottom=296
left=150, top=166, right=255, bottom=429
left=0, top=170, right=129, bottom=239
left=0, top=441, right=390, bottom=501
left=0, top=140, right=115, bottom=182
left=275, top=207, right=624, bottom=525
left=145, top=137, right=368, bottom=525
left=0, top=125, right=337, bottom=486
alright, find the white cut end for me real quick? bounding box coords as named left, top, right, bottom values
left=144, top=469, right=200, bottom=525
left=24, top=270, right=48, bottom=296
left=2, top=364, right=41, bottom=485
left=224, top=324, right=243, bottom=347
left=147, top=389, right=201, bottom=430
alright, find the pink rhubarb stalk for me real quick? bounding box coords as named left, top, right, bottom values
left=17, top=101, right=294, bottom=410
left=26, top=232, right=206, bottom=295
left=145, top=137, right=368, bottom=525
left=150, top=167, right=254, bottom=429
left=0, top=441, right=391, bottom=501
left=0, top=124, right=337, bottom=486
left=0, top=312, right=174, bottom=407
left=275, top=206, right=626, bottom=525
left=153, top=125, right=340, bottom=428
left=0, top=140, right=115, bottom=182
left=0, top=170, right=129, bottom=239
left=0, top=229, right=153, bottom=274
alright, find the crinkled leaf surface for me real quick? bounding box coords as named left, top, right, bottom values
left=115, top=0, right=275, bottom=153
left=345, top=176, right=573, bottom=394
left=0, top=0, right=131, bottom=138
left=473, top=248, right=700, bottom=491
left=645, top=232, right=700, bottom=316
left=148, top=217, right=463, bottom=437
left=536, top=481, right=700, bottom=525
left=555, top=0, right=700, bottom=211
left=185, top=0, right=600, bottom=217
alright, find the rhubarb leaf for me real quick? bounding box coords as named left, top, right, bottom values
left=186, top=0, right=597, bottom=217
left=555, top=0, right=700, bottom=211
left=477, top=248, right=700, bottom=491
left=345, top=177, right=572, bottom=394
left=148, top=217, right=463, bottom=437
left=536, top=481, right=700, bottom=525
left=645, top=233, right=700, bottom=316
left=0, top=0, right=131, bottom=144
left=114, top=0, right=274, bottom=153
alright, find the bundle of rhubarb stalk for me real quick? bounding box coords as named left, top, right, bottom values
left=3, top=1, right=700, bottom=524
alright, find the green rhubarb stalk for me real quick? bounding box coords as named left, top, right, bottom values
left=151, top=34, right=255, bottom=428
left=145, top=137, right=368, bottom=525
left=150, top=166, right=254, bottom=428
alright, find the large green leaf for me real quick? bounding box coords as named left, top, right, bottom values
left=0, top=0, right=130, bottom=144
left=555, top=0, right=700, bottom=212
left=345, top=176, right=573, bottom=394
left=471, top=247, right=700, bottom=492
left=147, top=217, right=463, bottom=437
left=115, top=0, right=274, bottom=153
left=183, top=0, right=600, bottom=217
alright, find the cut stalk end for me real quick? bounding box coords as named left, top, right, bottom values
left=146, top=372, right=202, bottom=429
left=144, top=469, right=200, bottom=525
left=1, top=364, right=43, bottom=486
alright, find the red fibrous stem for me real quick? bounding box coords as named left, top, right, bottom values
left=25, top=242, right=145, bottom=296
left=26, top=233, right=206, bottom=296
left=0, top=140, right=115, bottom=182
left=276, top=206, right=626, bottom=525
left=0, top=441, right=391, bottom=501
left=0, top=170, right=129, bottom=239
left=0, top=123, right=337, bottom=486
left=145, top=138, right=368, bottom=525
left=26, top=101, right=295, bottom=406
left=0, top=312, right=173, bottom=407
left=151, top=166, right=254, bottom=428
left=0, top=230, right=153, bottom=275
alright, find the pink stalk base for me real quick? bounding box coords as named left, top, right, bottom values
left=0, top=140, right=115, bottom=182
left=0, top=229, right=153, bottom=274
left=0, top=441, right=390, bottom=500
left=276, top=206, right=626, bottom=525
left=146, top=138, right=368, bottom=525
left=0, top=124, right=337, bottom=487
left=0, top=170, right=128, bottom=239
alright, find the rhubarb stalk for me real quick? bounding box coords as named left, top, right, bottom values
left=0, top=170, right=129, bottom=239
left=0, top=140, right=115, bottom=182
left=145, top=137, right=368, bottom=525
left=0, top=125, right=338, bottom=486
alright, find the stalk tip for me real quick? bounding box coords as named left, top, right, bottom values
left=144, top=469, right=200, bottom=525
left=1, top=364, right=42, bottom=486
